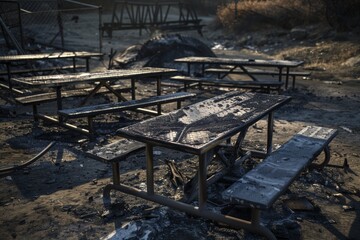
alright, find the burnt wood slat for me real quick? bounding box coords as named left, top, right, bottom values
left=222, top=126, right=338, bottom=209
left=58, top=92, right=196, bottom=118
left=86, top=139, right=145, bottom=164
left=0, top=52, right=103, bottom=62
left=86, top=139, right=145, bottom=184
left=205, top=68, right=311, bottom=77
left=205, top=68, right=311, bottom=89
left=170, top=75, right=283, bottom=92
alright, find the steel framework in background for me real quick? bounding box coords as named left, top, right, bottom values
left=102, top=0, right=203, bottom=37
left=0, top=0, right=102, bottom=53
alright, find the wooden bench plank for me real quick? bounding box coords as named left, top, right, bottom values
left=205, top=68, right=311, bottom=89
left=86, top=139, right=145, bottom=184
left=15, top=85, right=133, bottom=105
left=171, top=75, right=283, bottom=86
left=58, top=92, right=196, bottom=118
left=170, top=75, right=283, bottom=93
left=86, top=139, right=145, bottom=164
left=205, top=68, right=311, bottom=77
left=222, top=126, right=337, bottom=209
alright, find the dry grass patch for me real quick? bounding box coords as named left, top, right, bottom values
left=216, top=0, right=324, bottom=33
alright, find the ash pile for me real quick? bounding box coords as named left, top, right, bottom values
left=109, top=34, right=216, bottom=74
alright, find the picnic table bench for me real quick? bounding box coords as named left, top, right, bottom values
left=58, top=92, right=195, bottom=134
left=170, top=75, right=283, bottom=93
left=205, top=67, right=311, bottom=89
left=223, top=125, right=337, bottom=210
left=86, top=139, right=145, bottom=185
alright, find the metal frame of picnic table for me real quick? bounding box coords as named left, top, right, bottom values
left=11, top=67, right=178, bottom=136
left=110, top=91, right=292, bottom=239
left=174, top=56, right=304, bottom=87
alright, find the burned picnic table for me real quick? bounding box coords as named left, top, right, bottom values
left=107, top=92, right=290, bottom=239
left=12, top=67, right=189, bottom=136
left=173, top=56, right=306, bottom=90
left=102, top=91, right=337, bottom=239
left=0, top=51, right=104, bottom=96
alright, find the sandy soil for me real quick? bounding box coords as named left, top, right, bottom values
left=1, top=13, right=360, bottom=240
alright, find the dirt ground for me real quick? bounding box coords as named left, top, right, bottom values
left=1, top=13, right=360, bottom=240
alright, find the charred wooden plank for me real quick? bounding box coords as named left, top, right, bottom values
left=86, top=139, right=145, bottom=185
left=58, top=92, right=196, bottom=118
left=171, top=75, right=283, bottom=86
left=170, top=75, right=283, bottom=93
left=0, top=52, right=103, bottom=61
left=205, top=68, right=311, bottom=77
left=222, top=126, right=338, bottom=209
left=205, top=68, right=311, bottom=89
left=86, top=139, right=145, bottom=164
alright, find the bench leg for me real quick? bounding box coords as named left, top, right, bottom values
left=285, top=67, right=290, bottom=89
left=6, top=64, right=13, bottom=96
left=292, top=76, right=296, bottom=89
left=111, top=162, right=120, bottom=185
left=251, top=209, right=261, bottom=226
left=157, top=104, right=162, bottom=115
left=176, top=100, right=181, bottom=109
left=72, top=58, right=76, bottom=73
left=56, top=86, right=63, bottom=122
left=146, top=144, right=155, bottom=195
left=87, top=116, right=94, bottom=135
left=251, top=209, right=277, bottom=240
left=309, top=145, right=331, bottom=170
left=32, top=104, right=39, bottom=122
left=267, top=112, right=274, bottom=155
left=197, top=27, right=203, bottom=37
left=85, top=58, right=90, bottom=72
left=131, top=79, right=136, bottom=100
